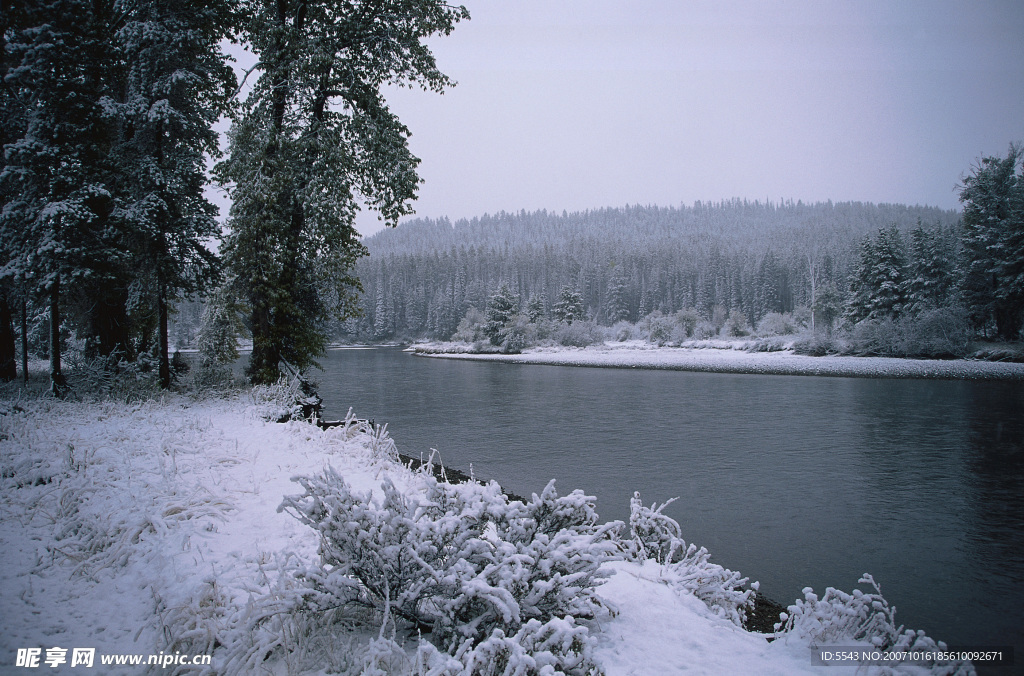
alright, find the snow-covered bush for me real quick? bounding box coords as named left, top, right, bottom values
left=251, top=372, right=322, bottom=422
left=500, top=316, right=533, bottom=354
left=792, top=333, right=840, bottom=356
left=63, top=349, right=162, bottom=402
left=415, top=615, right=602, bottom=675
left=611, top=320, right=634, bottom=342
left=276, top=469, right=618, bottom=667
left=674, top=308, right=700, bottom=338
left=693, top=320, right=718, bottom=339
left=746, top=337, right=789, bottom=353
left=756, top=312, right=796, bottom=336
left=552, top=320, right=604, bottom=347
left=777, top=575, right=974, bottom=675
left=452, top=307, right=487, bottom=343
left=626, top=492, right=754, bottom=626
left=726, top=310, right=749, bottom=337
left=638, top=311, right=674, bottom=345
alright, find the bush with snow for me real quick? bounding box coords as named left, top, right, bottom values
left=266, top=469, right=617, bottom=672
left=626, top=492, right=754, bottom=626
left=777, top=574, right=974, bottom=675
left=250, top=372, right=322, bottom=422
left=551, top=320, right=605, bottom=347
left=756, top=312, right=797, bottom=336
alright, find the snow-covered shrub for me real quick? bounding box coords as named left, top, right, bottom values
left=791, top=306, right=812, bottom=329
left=778, top=574, right=974, bottom=675
left=792, top=333, right=840, bottom=356
left=674, top=308, right=700, bottom=338
left=726, top=310, right=749, bottom=337
left=638, top=312, right=674, bottom=345
left=693, top=320, right=718, bottom=340
left=251, top=373, right=322, bottom=422
left=500, top=316, right=533, bottom=354
left=626, top=492, right=754, bottom=626
left=415, top=616, right=602, bottom=676
left=901, top=307, right=971, bottom=358
left=64, top=349, right=162, bottom=402
left=611, top=320, right=634, bottom=342
left=453, top=307, right=487, bottom=343
left=756, top=312, right=796, bottom=336
left=746, top=337, right=789, bottom=353
left=552, top=320, right=604, bottom=347
left=277, top=469, right=619, bottom=660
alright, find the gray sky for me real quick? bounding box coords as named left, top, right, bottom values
left=351, top=0, right=1024, bottom=236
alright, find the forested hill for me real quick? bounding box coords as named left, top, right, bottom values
left=347, top=201, right=960, bottom=341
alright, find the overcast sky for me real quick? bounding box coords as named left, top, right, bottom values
left=344, top=0, right=1024, bottom=236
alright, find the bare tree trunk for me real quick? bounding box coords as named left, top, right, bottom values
left=158, top=281, right=170, bottom=389
left=0, top=288, right=16, bottom=381
left=22, top=296, right=29, bottom=385
left=807, top=254, right=817, bottom=334
left=49, top=274, right=66, bottom=396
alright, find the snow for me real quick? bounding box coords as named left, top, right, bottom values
left=596, top=560, right=815, bottom=675
left=0, top=394, right=970, bottom=674
left=414, top=342, right=1024, bottom=380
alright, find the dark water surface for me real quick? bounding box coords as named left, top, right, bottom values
left=315, top=346, right=1024, bottom=659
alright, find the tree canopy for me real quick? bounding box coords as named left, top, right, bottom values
left=218, top=0, right=469, bottom=384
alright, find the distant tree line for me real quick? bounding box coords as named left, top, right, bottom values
left=341, top=171, right=1024, bottom=351
left=339, top=201, right=958, bottom=340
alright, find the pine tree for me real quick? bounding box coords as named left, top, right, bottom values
left=0, top=0, right=121, bottom=394
left=219, top=0, right=468, bottom=384
left=869, top=226, right=909, bottom=319
left=605, top=271, right=630, bottom=323
left=844, top=236, right=876, bottom=324
left=526, top=293, right=546, bottom=322
left=484, top=283, right=520, bottom=345
left=959, top=145, right=1024, bottom=340
left=906, top=224, right=956, bottom=314
left=553, top=285, right=584, bottom=324
left=108, top=0, right=235, bottom=387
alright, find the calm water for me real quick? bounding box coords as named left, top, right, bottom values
left=314, top=346, right=1023, bottom=660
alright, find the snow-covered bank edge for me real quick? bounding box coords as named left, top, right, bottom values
left=413, top=342, right=1024, bottom=381
left=0, top=394, right=974, bottom=674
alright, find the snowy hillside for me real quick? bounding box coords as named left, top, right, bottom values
left=0, top=393, right=973, bottom=674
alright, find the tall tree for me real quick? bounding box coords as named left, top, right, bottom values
left=107, top=0, right=236, bottom=387
left=219, top=0, right=468, bottom=384
left=1, top=0, right=120, bottom=394
left=960, top=145, right=1024, bottom=340
left=484, top=282, right=520, bottom=345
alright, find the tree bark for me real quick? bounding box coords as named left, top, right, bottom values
left=22, top=297, right=29, bottom=385
left=158, top=281, right=170, bottom=389
left=0, top=288, right=16, bottom=381
left=49, top=274, right=66, bottom=396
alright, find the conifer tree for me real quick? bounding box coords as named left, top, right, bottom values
left=219, top=0, right=468, bottom=384
left=959, top=145, right=1024, bottom=340
left=484, top=283, right=520, bottom=345
left=0, top=0, right=120, bottom=394
left=108, top=0, right=236, bottom=387
left=553, top=285, right=584, bottom=324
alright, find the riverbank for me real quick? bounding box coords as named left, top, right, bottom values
left=0, top=393, right=974, bottom=674
left=413, top=341, right=1024, bottom=380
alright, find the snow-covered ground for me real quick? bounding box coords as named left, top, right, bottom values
left=414, top=341, right=1024, bottom=380
left=0, top=393, right=972, bottom=674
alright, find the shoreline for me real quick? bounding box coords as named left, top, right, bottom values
left=413, top=343, right=1024, bottom=381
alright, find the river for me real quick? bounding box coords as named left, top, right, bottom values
left=314, top=346, right=1023, bottom=660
